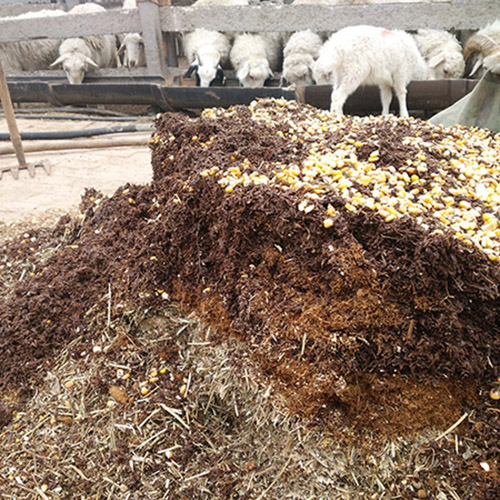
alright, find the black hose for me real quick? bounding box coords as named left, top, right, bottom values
left=1, top=114, right=153, bottom=122
left=0, top=124, right=153, bottom=141
left=15, top=106, right=142, bottom=117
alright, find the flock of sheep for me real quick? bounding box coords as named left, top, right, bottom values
left=0, top=1, right=144, bottom=84
left=183, top=0, right=500, bottom=116
left=0, top=0, right=499, bottom=116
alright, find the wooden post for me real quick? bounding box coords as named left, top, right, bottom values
left=0, top=58, right=31, bottom=179
left=65, top=0, right=81, bottom=10
left=137, top=0, right=168, bottom=76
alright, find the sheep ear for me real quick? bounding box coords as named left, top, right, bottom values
left=84, top=56, right=99, bottom=68
left=117, top=43, right=126, bottom=56
left=427, top=54, right=444, bottom=69
left=50, top=55, right=67, bottom=67
left=237, top=61, right=250, bottom=81
left=184, top=61, right=198, bottom=78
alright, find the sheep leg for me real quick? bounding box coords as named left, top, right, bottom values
left=393, top=81, right=409, bottom=118
left=379, top=84, right=393, bottom=115
left=329, top=81, right=359, bottom=116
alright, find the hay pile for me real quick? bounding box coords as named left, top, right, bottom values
left=0, top=98, right=499, bottom=498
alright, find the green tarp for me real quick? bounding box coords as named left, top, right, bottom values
left=430, top=66, right=500, bottom=132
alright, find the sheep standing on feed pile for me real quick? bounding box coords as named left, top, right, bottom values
left=464, top=20, right=500, bottom=78
left=230, top=32, right=283, bottom=87
left=413, top=29, right=465, bottom=79
left=183, top=29, right=231, bottom=87
left=312, top=25, right=429, bottom=117
left=0, top=10, right=66, bottom=73
left=51, top=3, right=117, bottom=84
left=282, top=29, right=323, bottom=86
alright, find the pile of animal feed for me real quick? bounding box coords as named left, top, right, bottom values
left=0, top=98, right=499, bottom=499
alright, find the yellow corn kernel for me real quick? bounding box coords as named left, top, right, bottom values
left=483, top=219, right=498, bottom=232
left=323, top=218, right=334, bottom=228
left=408, top=206, right=422, bottom=214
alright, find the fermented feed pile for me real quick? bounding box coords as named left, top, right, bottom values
left=1, top=98, right=499, bottom=426
left=1, top=99, right=500, bottom=499
left=149, top=98, right=500, bottom=416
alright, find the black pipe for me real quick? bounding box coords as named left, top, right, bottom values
left=2, top=114, right=152, bottom=122
left=0, top=123, right=153, bottom=141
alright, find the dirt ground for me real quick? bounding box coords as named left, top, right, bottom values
left=0, top=115, right=153, bottom=224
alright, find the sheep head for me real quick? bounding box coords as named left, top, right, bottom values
left=236, top=58, right=273, bottom=88
left=426, top=50, right=465, bottom=79
left=118, top=33, right=145, bottom=68
left=283, top=53, right=315, bottom=86
left=184, top=53, right=225, bottom=87
left=51, top=52, right=98, bottom=84
left=311, top=58, right=333, bottom=86
left=464, top=33, right=500, bottom=77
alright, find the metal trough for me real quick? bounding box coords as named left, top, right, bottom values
left=7, top=76, right=479, bottom=114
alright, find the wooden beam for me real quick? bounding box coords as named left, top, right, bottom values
left=0, top=10, right=140, bottom=42
left=159, top=2, right=499, bottom=32
left=0, top=1, right=497, bottom=44
left=138, top=0, right=168, bottom=75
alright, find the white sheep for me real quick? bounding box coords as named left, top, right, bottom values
left=117, top=0, right=146, bottom=68
left=50, top=3, right=117, bottom=84
left=117, top=33, right=146, bottom=68
left=282, top=29, right=323, bottom=86
left=0, top=9, right=66, bottom=73
left=230, top=32, right=283, bottom=87
left=313, top=25, right=429, bottom=118
left=413, top=29, right=465, bottom=79
left=464, top=20, right=500, bottom=78
left=183, top=29, right=231, bottom=87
